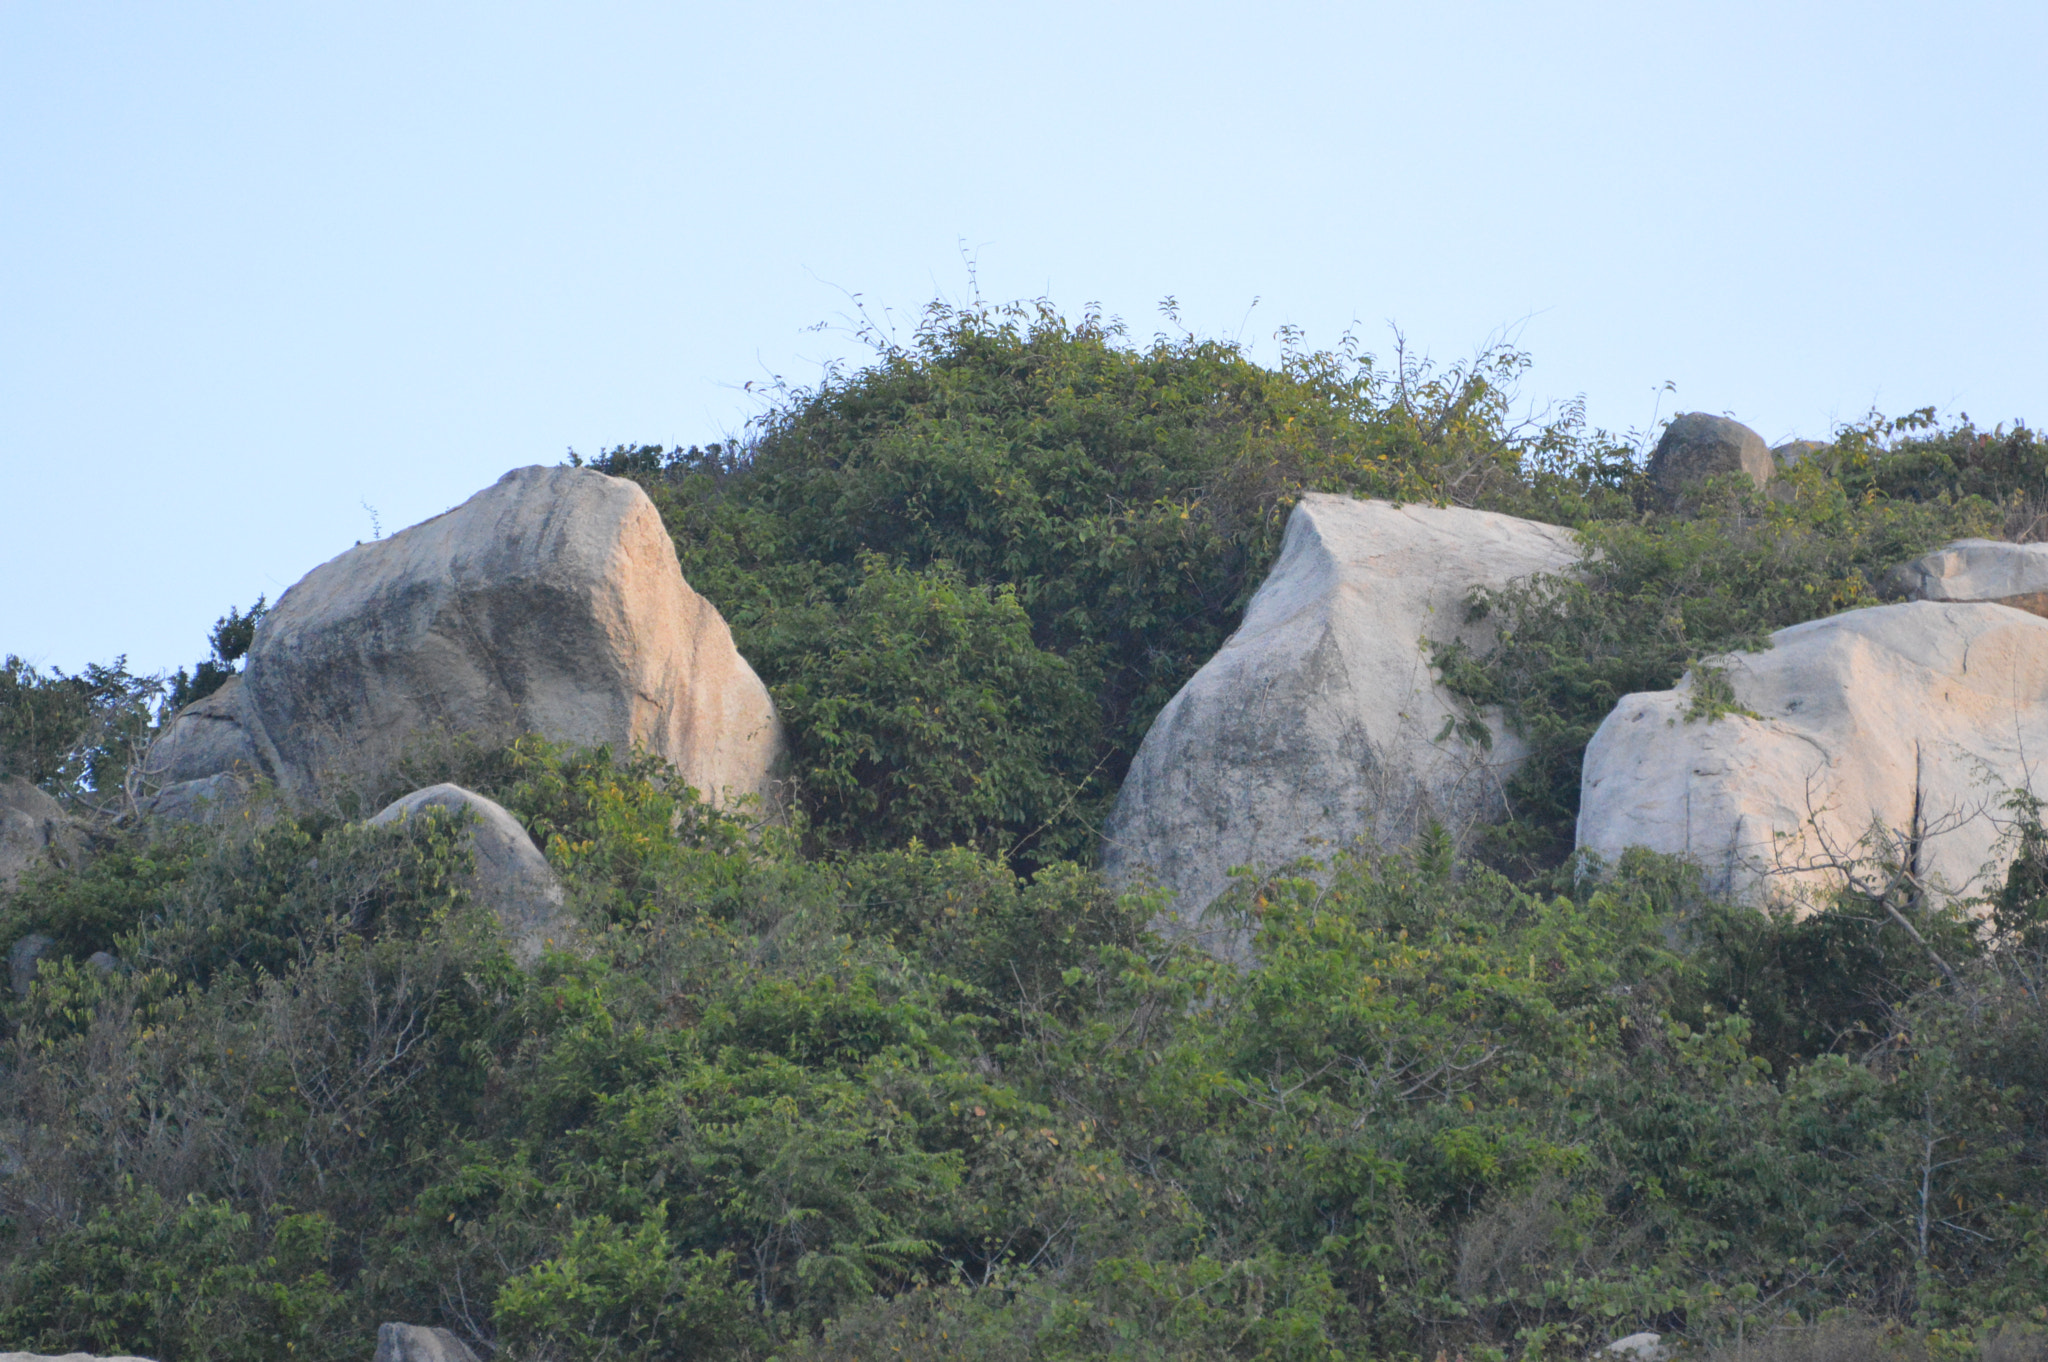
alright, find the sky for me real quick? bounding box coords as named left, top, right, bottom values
left=3, top=1, right=2044, bottom=677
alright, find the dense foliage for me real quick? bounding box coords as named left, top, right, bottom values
left=8, top=300, right=2048, bottom=1358
left=596, top=301, right=1635, bottom=864
left=4, top=747, right=2048, bottom=1359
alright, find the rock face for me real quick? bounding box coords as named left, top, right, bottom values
left=1102, top=494, right=1582, bottom=959
left=0, top=1353, right=157, bottom=1362
left=1578, top=601, right=2048, bottom=906
left=1887, top=539, right=2048, bottom=619
left=0, top=777, right=78, bottom=891
left=373, top=1322, right=480, bottom=1362
left=148, top=466, right=784, bottom=810
left=148, top=677, right=267, bottom=785
left=1647, top=413, right=1773, bottom=497
left=367, top=784, right=569, bottom=964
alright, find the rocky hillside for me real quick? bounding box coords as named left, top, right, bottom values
left=5, top=301, right=2048, bottom=1361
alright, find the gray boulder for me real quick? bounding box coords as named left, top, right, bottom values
left=144, top=771, right=255, bottom=825
left=0, top=777, right=79, bottom=891
left=1595, top=1335, right=1670, bottom=1362
left=1887, top=538, right=2048, bottom=619
left=1102, top=494, right=1582, bottom=961
left=146, top=675, right=268, bottom=785
left=1772, top=438, right=1829, bottom=470
left=1647, top=412, right=1773, bottom=497
left=147, top=465, right=784, bottom=812
left=367, top=784, right=570, bottom=964
left=0, top=1352, right=157, bottom=1362
left=372, top=1323, right=480, bottom=1362
left=1578, top=601, right=2048, bottom=907
left=8, top=934, right=52, bottom=997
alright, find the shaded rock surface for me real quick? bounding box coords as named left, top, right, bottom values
left=1772, top=438, right=1829, bottom=469
left=147, top=465, right=784, bottom=810
left=1887, top=538, right=2048, bottom=619
left=1, top=777, right=77, bottom=891
left=373, top=1323, right=480, bottom=1362
left=147, top=675, right=267, bottom=785
left=367, top=784, right=569, bottom=964
left=1578, top=601, right=2048, bottom=906
left=144, top=771, right=254, bottom=825
left=1647, top=412, right=1773, bottom=497
left=0, top=1353, right=157, bottom=1362
left=1102, top=494, right=1582, bottom=960
left=8, top=934, right=51, bottom=997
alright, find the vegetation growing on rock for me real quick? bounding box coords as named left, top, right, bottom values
left=5, top=300, right=2048, bottom=1359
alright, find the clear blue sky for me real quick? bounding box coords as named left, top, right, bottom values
left=4, top=2, right=2043, bottom=676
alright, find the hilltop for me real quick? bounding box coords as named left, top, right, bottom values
left=3, top=300, right=2048, bottom=1361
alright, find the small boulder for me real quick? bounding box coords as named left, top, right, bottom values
left=1578, top=601, right=2048, bottom=906
left=147, top=466, right=784, bottom=811
left=0, top=777, right=79, bottom=891
left=367, top=784, right=570, bottom=964
left=1102, top=494, right=1582, bottom=961
left=1886, top=539, right=2048, bottom=619
left=1595, top=1334, right=1670, bottom=1362
left=8, top=934, right=51, bottom=997
left=1647, top=412, right=1773, bottom=498
left=372, top=1324, right=480, bottom=1362
left=144, top=771, right=255, bottom=825
left=1772, top=438, right=1829, bottom=470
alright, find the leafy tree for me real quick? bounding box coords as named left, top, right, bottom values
left=166, top=596, right=269, bottom=712
left=0, top=653, right=163, bottom=798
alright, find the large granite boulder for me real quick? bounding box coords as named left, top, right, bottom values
left=1102, top=494, right=1582, bottom=959
left=1578, top=601, right=2048, bottom=906
left=147, top=466, right=784, bottom=810
left=1887, top=539, right=2048, bottom=619
left=0, top=777, right=80, bottom=891
left=1647, top=413, right=1773, bottom=498
left=366, top=784, right=570, bottom=964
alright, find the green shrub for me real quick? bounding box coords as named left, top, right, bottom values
left=496, top=1215, right=764, bottom=1360
left=771, top=558, right=1096, bottom=862
left=0, top=1183, right=344, bottom=1362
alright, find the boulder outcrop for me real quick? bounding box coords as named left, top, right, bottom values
left=1102, top=494, right=1582, bottom=959
left=147, top=466, right=784, bottom=810
left=1578, top=601, right=2048, bottom=906
left=366, top=784, right=570, bottom=964
left=0, top=777, right=79, bottom=891
left=1887, top=539, right=2048, bottom=620
left=1647, top=413, right=1773, bottom=497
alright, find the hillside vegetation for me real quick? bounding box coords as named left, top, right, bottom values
left=5, top=300, right=2048, bottom=1360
